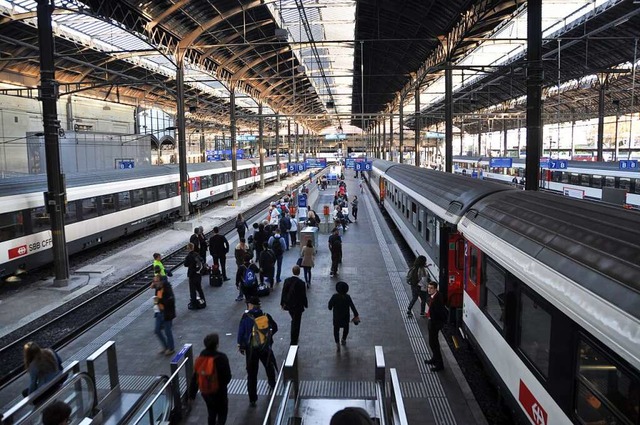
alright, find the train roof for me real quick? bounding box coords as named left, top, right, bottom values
left=0, top=159, right=262, bottom=197
left=375, top=160, right=512, bottom=222
left=452, top=155, right=633, bottom=173
left=464, top=190, right=640, bottom=320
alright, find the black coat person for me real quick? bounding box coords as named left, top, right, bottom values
left=424, top=281, right=448, bottom=372
left=328, top=228, right=342, bottom=277
left=281, top=266, right=308, bottom=345
left=209, top=227, right=230, bottom=280
left=184, top=243, right=206, bottom=308
left=328, top=281, right=359, bottom=351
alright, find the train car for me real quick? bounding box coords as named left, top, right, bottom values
left=368, top=161, right=640, bottom=425
left=368, top=159, right=511, bottom=310
left=452, top=155, right=640, bottom=206
left=0, top=158, right=289, bottom=277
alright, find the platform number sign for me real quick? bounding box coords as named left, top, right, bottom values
left=619, top=160, right=638, bottom=170
left=287, top=163, right=297, bottom=173
left=548, top=160, right=567, bottom=170
left=355, top=161, right=372, bottom=171
left=118, top=160, right=135, bottom=169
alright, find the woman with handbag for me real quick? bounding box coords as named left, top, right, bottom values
left=328, top=281, right=359, bottom=352
left=300, top=239, right=315, bottom=288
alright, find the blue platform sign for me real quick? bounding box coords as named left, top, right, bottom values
left=489, top=157, right=513, bottom=168
left=119, top=160, right=134, bottom=169
left=327, top=173, right=337, bottom=181
left=548, top=160, right=568, bottom=170
left=354, top=161, right=373, bottom=172
left=345, top=158, right=355, bottom=169
left=298, top=193, right=308, bottom=208
left=297, top=163, right=307, bottom=172
left=619, top=160, right=638, bottom=170
left=287, top=163, right=297, bottom=173
left=305, top=158, right=327, bottom=168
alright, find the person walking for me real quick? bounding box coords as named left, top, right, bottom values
left=235, top=213, right=249, bottom=240
left=328, top=281, right=359, bottom=352
left=300, top=239, right=315, bottom=287
left=351, top=196, right=359, bottom=222
left=278, top=212, right=292, bottom=250
left=22, top=342, right=63, bottom=398
left=289, top=214, right=298, bottom=247
left=281, top=266, right=308, bottom=345
left=190, top=228, right=201, bottom=257
left=236, top=254, right=260, bottom=302
left=209, top=227, right=230, bottom=281
left=328, top=227, right=342, bottom=277
left=424, top=281, right=448, bottom=372
left=268, top=229, right=286, bottom=284
left=189, top=333, right=232, bottom=425
left=234, top=238, right=251, bottom=267
left=198, top=226, right=208, bottom=263
left=237, top=297, right=278, bottom=407
left=184, top=242, right=206, bottom=309
left=258, top=242, right=276, bottom=287
left=406, top=255, right=431, bottom=318
left=151, top=274, right=176, bottom=355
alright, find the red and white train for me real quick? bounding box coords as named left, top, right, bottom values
left=0, top=158, right=288, bottom=278
left=368, top=159, right=640, bottom=425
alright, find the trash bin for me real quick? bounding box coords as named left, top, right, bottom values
left=300, top=226, right=319, bottom=253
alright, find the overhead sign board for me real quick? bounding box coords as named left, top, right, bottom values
left=355, top=161, right=373, bottom=172
left=305, top=158, right=327, bottom=168
left=345, top=158, right=355, bottom=169
left=619, top=160, right=638, bottom=170
left=489, top=157, right=513, bottom=168
left=324, top=134, right=347, bottom=140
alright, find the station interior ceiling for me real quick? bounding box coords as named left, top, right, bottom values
left=0, top=0, right=639, bottom=140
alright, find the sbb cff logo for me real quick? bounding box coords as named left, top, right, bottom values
left=9, top=245, right=28, bottom=259
left=519, top=380, right=547, bottom=425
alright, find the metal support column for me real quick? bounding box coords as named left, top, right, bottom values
left=389, top=114, right=394, bottom=161
left=37, top=0, right=69, bottom=285
left=176, top=52, right=190, bottom=217
left=258, top=103, right=265, bottom=189
left=614, top=101, right=620, bottom=161
left=525, top=0, right=542, bottom=191
left=415, top=87, right=421, bottom=167
left=477, top=128, right=482, bottom=156
left=200, top=123, right=205, bottom=162
left=382, top=119, right=387, bottom=160
left=597, top=79, right=606, bottom=162
left=230, top=88, right=238, bottom=200
left=399, top=100, right=404, bottom=163
left=275, top=114, right=281, bottom=182
left=287, top=120, right=292, bottom=163
left=503, top=121, right=508, bottom=158
left=445, top=62, right=453, bottom=173
left=295, top=123, right=300, bottom=162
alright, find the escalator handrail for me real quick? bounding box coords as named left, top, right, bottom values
left=116, top=375, right=169, bottom=425
left=130, top=357, right=189, bottom=425
left=273, top=381, right=293, bottom=425
left=375, top=381, right=387, bottom=425
left=389, top=369, right=409, bottom=425
left=10, top=372, right=97, bottom=425
left=262, top=358, right=287, bottom=425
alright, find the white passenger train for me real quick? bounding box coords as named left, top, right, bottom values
left=452, top=155, right=640, bottom=207
left=368, top=159, right=640, bottom=425
left=0, top=158, right=288, bottom=277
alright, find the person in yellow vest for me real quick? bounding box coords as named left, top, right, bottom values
left=153, top=253, right=172, bottom=278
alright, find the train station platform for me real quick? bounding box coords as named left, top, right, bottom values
left=0, top=169, right=487, bottom=425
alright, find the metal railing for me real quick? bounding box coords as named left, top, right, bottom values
left=86, top=341, right=120, bottom=409
left=374, top=346, right=388, bottom=425
left=0, top=361, right=82, bottom=425
left=116, top=376, right=169, bottom=425
left=389, top=369, right=409, bottom=425
left=262, top=345, right=299, bottom=425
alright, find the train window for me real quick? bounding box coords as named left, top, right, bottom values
left=418, top=210, right=423, bottom=234
left=518, top=291, right=551, bottom=378
left=604, top=176, right=616, bottom=188
left=469, top=246, right=478, bottom=284
left=201, top=175, right=212, bottom=189
left=102, top=195, right=116, bottom=213
left=157, top=185, right=168, bottom=200
left=570, top=173, right=580, bottom=185
left=551, top=171, right=562, bottom=183
left=576, top=340, right=639, bottom=425
left=634, top=179, right=640, bottom=194
left=483, top=259, right=505, bottom=330
left=580, top=174, right=590, bottom=187
left=31, top=207, right=50, bottom=233
left=118, top=191, right=131, bottom=209
left=132, top=189, right=145, bottom=207
left=425, top=214, right=432, bottom=246
left=561, top=172, right=570, bottom=184
left=146, top=187, right=157, bottom=203
left=411, top=202, right=417, bottom=226
left=82, top=198, right=99, bottom=220
left=619, top=178, right=630, bottom=191
left=65, top=202, right=77, bottom=224
left=0, top=211, right=25, bottom=239
left=591, top=175, right=603, bottom=189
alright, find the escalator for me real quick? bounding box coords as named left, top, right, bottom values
left=262, top=346, right=409, bottom=425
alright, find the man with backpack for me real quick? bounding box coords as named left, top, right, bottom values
left=236, top=254, right=259, bottom=302
left=268, top=229, right=286, bottom=284
left=281, top=266, right=308, bottom=345
left=237, top=297, right=278, bottom=407
left=259, top=242, right=276, bottom=288
left=189, top=333, right=232, bottom=425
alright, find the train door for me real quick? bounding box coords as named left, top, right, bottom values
left=447, top=232, right=465, bottom=308
left=379, top=176, right=385, bottom=205
left=464, top=240, right=482, bottom=305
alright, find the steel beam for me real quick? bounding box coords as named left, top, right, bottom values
left=445, top=62, right=453, bottom=173
left=230, top=87, right=238, bottom=200
left=525, top=0, right=542, bottom=191
left=259, top=102, right=265, bottom=189
left=176, top=52, right=190, bottom=218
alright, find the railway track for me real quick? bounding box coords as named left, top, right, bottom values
left=0, top=181, right=306, bottom=389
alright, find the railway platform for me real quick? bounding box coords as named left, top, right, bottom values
left=0, top=170, right=487, bottom=425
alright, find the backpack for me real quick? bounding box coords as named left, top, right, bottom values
left=194, top=355, right=219, bottom=395
left=249, top=314, right=271, bottom=350
left=271, top=238, right=284, bottom=257
left=243, top=265, right=258, bottom=288
left=406, top=266, right=420, bottom=286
